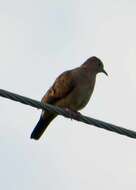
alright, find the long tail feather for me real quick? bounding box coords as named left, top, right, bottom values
left=31, top=114, right=56, bottom=140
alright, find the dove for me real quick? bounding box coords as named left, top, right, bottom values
left=31, top=56, right=108, bottom=140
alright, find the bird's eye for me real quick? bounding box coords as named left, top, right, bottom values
left=98, top=62, right=101, bottom=67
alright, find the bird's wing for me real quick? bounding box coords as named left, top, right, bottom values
left=41, top=70, right=75, bottom=104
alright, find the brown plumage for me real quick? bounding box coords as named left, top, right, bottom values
left=31, top=56, right=107, bottom=140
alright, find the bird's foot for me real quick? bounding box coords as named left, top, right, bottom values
left=64, top=108, right=82, bottom=120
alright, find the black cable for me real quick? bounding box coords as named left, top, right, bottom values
left=0, top=89, right=135, bottom=139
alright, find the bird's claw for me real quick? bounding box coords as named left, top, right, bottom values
left=64, top=108, right=82, bottom=120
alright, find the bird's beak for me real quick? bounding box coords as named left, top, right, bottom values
left=102, top=69, right=108, bottom=76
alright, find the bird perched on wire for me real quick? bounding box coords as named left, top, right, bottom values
left=31, top=56, right=108, bottom=140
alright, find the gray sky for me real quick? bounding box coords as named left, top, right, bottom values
left=0, top=0, right=136, bottom=189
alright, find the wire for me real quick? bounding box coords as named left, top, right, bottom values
left=0, top=89, right=136, bottom=139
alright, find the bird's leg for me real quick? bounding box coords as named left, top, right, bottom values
left=64, top=108, right=82, bottom=120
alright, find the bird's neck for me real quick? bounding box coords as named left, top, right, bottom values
left=82, top=67, right=97, bottom=80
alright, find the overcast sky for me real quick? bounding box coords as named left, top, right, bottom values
left=0, top=0, right=136, bottom=189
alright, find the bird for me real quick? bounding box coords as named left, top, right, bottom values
left=31, top=56, right=108, bottom=140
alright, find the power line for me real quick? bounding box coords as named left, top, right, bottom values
left=0, top=89, right=136, bottom=139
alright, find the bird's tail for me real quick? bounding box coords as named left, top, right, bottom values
left=31, top=114, right=56, bottom=140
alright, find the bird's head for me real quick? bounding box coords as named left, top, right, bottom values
left=81, top=56, right=108, bottom=76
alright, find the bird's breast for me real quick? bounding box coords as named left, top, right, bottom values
left=73, top=82, right=95, bottom=110
left=56, top=77, right=96, bottom=111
